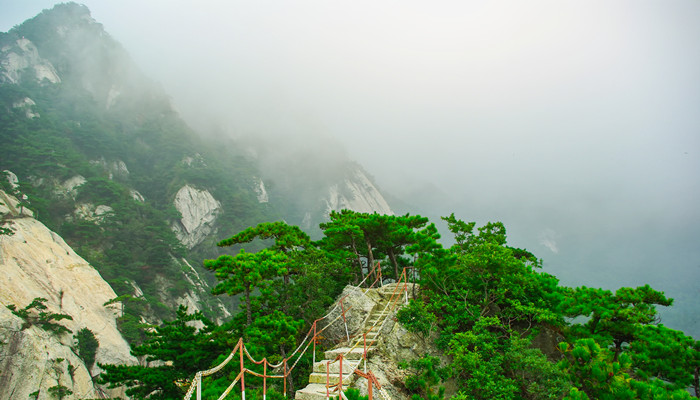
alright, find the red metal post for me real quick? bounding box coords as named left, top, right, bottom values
left=283, top=359, right=288, bottom=397
left=368, top=375, right=373, bottom=400
left=339, top=354, right=343, bottom=396
left=239, top=338, right=246, bottom=400
left=263, top=358, right=267, bottom=400
left=326, top=361, right=331, bottom=398
left=313, top=321, right=317, bottom=365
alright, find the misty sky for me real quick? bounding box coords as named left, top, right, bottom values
left=2, top=1, right=700, bottom=329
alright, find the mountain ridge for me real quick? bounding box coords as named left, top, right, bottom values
left=0, top=2, right=396, bottom=329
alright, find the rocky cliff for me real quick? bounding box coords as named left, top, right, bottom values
left=297, top=283, right=454, bottom=400
left=323, top=168, right=393, bottom=217
left=0, top=37, right=60, bottom=85
left=0, top=190, right=136, bottom=399
left=171, top=184, right=221, bottom=249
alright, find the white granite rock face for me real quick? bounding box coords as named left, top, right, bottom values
left=0, top=190, right=136, bottom=399
left=323, top=168, right=393, bottom=217
left=0, top=310, right=100, bottom=399
left=56, top=175, right=87, bottom=200
left=0, top=182, right=33, bottom=218
left=130, top=189, right=145, bottom=203
left=12, top=96, right=39, bottom=118
left=3, top=169, right=21, bottom=190
left=73, top=203, right=114, bottom=223
left=90, top=157, right=130, bottom=179
left=254, top=177, right=269, bottom=203
left=106, top=84, right=121, bottom=109
left=0, top=38, right=61, bottom=84
left=171, top=185, right=221, bottom=249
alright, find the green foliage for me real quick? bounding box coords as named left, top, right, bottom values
left=561, top=285, right=674, bottom=356
left=116, top=312, right=147, bottom=347
left=400, top=355, right=448, bottom=400
left=99, top=306, right=225, bottom=399
left=629, top=324, right=699, bottom=393
left=217, top=220, right=311, bottom=251
left=48, top=385, right=73, bottom=399
left=559, top=336, right=696, bottom=399
left=0, top=224, right=13, bottom=236
left=6, top=297, right=73, bottom=335
left=204, top=249, right=287, bottom=325
left=73, top=327, right=99, bottom=371
left=447, top=317, right=520, bottom=399
left=559, top=338, right=634, bottom=399
left=319, top=210, right=434, bottom=283
left=415, top=216, right=563, bottom=352
left=106, top=294, right=150, bottom=346
left=244, top=310, right=304, bottom=360
left=343, top=387, right=369, bottom=400
left=397, top=299, right=437, bottom=339
left=83, top=211, right=699, bottom=400
left=1, top=7, right=277, bottom=326
left=506, top=339, right=571, bottom=400
left=401, top=214, right=697, bottom=400
left=447, top=316, right=569, bottom=399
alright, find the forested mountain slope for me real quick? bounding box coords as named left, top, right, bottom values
left=0, top=3, right=393, bottom=331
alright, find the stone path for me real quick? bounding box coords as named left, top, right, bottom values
left=295, top=283, right=408, bottom=400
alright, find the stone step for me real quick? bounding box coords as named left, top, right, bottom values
left=368, top=312, right=391, bottom=320
left=309, top=372, right=356, bottom=385
left=351, top=337, right=378, bottom=347
left=354, top=331, right=379, bottom=339
left=356, top=327, right=381, bottom=335
left=369, top=312, right=390, bottom=317
left=313, top=359, right=361, bottom=374
left=348, top=344, right=376, bottom=355
left=324, top=347, right=366, bottom=360
left=364, top=321, right=388, bottom=330
left=351, top=332, right=379, bottom=343
left=295, top=383, right=350, bottom=400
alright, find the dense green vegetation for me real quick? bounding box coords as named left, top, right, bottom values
left=0, top=68, right=269, bottom=326
left=97, top=211, right=698, bottom=399
left=0, top=3, right=282, bottom=330
left=74, top=327, right=100, bottom=372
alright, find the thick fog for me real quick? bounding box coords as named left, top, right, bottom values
left=3, top=1, right=699, bottom=333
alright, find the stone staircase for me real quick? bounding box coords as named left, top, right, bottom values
left=295, top=283, right=410, bottom=400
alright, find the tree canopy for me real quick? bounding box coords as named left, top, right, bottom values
left=98, top=211, right=699, bottom=400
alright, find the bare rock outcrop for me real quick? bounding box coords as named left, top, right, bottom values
left=324, top=168, right=393, bottom=217
left=304, top=283, right=453, bottom=400
left=0, top=190, right=136, bottom=399
left=89, top=157, right=130, bottom=179
left=254, top=177, right=269, bottom=203
left=171, top=184, right=221, bottom=249
left=0, top=37, right=61, bottom=85
left=12, top=97, right=40, bottom=118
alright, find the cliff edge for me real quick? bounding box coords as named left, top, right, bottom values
left=0, top=189, right=136, bottom=399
